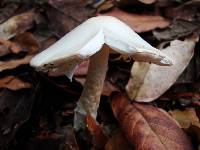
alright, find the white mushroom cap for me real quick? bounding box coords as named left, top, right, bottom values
left=30, top=16, right=172, bottom=77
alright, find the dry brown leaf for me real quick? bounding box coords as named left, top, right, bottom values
left=0, top=11, right=35, bottom=40
left=153, top=20, right=200, bottom=41
left=0, top=32, right=39, bottom=56
left=105, top=130, right=132, bottom=150
left=86, top=115, right=108, bottom=148
left=0, top=76, right=31, bottom=90
left=169, top=108, right=199, bottom=129
left=47, top=0, right=94, bottom=37
left=112, top=93, right=194, bottom=150
left=14, top=32, right=39, bottom=54
left=75, top=77, right=119, bottom=96
left=0, top=39, right=12, bottom=56
left=126, top=37, right=198, bottom=102
left=166, top=0, right=200, bottom=21
left=0, top=55, right=33, bottom=72
left=169, top=108, right=200, bottom=148
left=100, top=8, right=170, bottom=33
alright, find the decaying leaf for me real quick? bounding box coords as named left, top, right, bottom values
left=0, top=32, right=39, bottom=56
left=0, top=39, right=12, bottom=56
left=0, top=89, right=36, bottom=149
left=101, top=8, right=170, bottom=33
left=105, top=130, right=133, bottom=150
left=86, top=115, right=108, bottom=148
left=0, top=3, right=20, bottom=24
left=75, top=77, right=119, bottom=96
left=47, top=0, right=94, bottom=37
left=169, top=108, right=200, bottom=148
left=112, top=93, right=194, bottom=150
left=59, top=126, right=79, bottom=150
left=0, top=55, right=33, bottom=72
left=0, top=76, right=31, bottom=90
left=153, top=20, right=200, bottom=41
left=169, top=108, right=199, bottom=129
left=14, top=32, right=39, bottom=54
left=166, top=0, right=200, bottom=21
left=0, top=11, right=35, bottom=40
left=126, top=37, right=198, bottom=102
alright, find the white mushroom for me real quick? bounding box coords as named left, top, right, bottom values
left=30, top=16, right=172, bottom=130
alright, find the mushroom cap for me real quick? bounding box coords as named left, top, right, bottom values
left=30, top=16, right=172, bottom=77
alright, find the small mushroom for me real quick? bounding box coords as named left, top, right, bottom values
left=30, top=16, right=172, bottom=130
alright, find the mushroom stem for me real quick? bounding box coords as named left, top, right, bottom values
left=74, top=45, right=109, bottom=130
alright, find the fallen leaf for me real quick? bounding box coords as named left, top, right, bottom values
left=0, top=39, right=12, bottom=56
left=0, top=89, right=36, bottom=148
left=169, top=108, right=199, bottom=129
left=0, top=3, right=20, bottom=24
left=0, top=32, right=39, bottom=56
left=100, top=8, right=170, bottom=33
left=59, top=126, right=79, bottom=150
left=153, top=20, right=200, bottom=41
left=0, top=55, right=33, bottom=72
left=166, top=0, right=200, bottom=21
left=86, top=115, right=108, bottom=148
left=112, top=93, right=194, bottom=150
left=105, top=130, right=132, bottom=150
left=14, top=32, right=39, bottom=54
left=0, top=76, right=31, bottom=90
left=0, top=11, right=35, bottom=40
left=96, top=1, right=115, bottom=13
left=75, top=77, right=119, bottom=96
left=126, top=37, right=198, bottom=102
left=169, top=108, right=200, bottom=148
left=47, top=0, right=94, bottom=37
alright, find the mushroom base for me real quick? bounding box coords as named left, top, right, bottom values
left=74, top=45, right=109, bottom=130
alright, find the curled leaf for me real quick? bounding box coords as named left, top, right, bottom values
left=169, top=108, right=199, bottom=129
left=112, top=93, right=194, bottom=150
left=126, top=37, right=198, bottom=102
left=0, top=11, right=35, bottom=40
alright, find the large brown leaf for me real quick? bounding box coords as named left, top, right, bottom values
left=111, top=93, right=194, bottom=150
left=101, top=8, right=170, bottom=33
left=126, top=37, right=198, bottom=102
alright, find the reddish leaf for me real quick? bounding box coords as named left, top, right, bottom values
left=0, top=55, right=33, bottom=72
left=86, top=115, right=108, bottom=148
left=112, top=93, right=194, bottom=150
left=0, top=76, right=31, bottom=90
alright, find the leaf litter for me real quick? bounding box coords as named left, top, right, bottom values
left=0, top=0, right=199, bottom=149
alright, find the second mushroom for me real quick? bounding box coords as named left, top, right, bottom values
left=30, top=16, right=172, bottom=130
